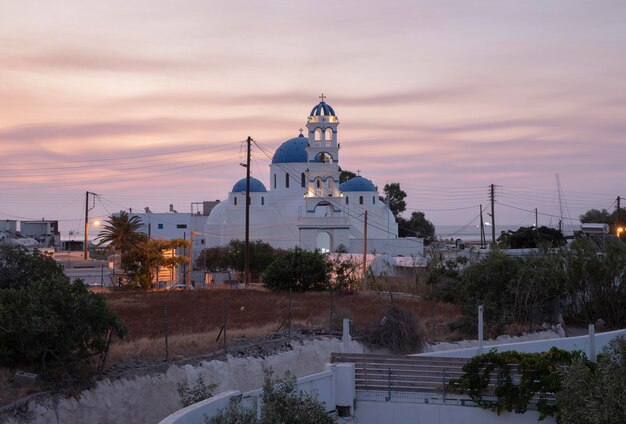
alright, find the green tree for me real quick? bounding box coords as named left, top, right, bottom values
left=0, top=244, right=65, bottom=289
left=497, top=226, right=565, bottom=249
left=562, top=238, right=626, bottom=327
left=338, top=167, right=356, bottom=183
left=383, top=182, right=407, bottom=217
left=124, top=238, right=188, bottom=289
left=96, top=211, right=146, bottom=252
left=0, top=245, right=125, bottom=369
left=580, top=206, right=626, bottom=236
left=263, top=247, right=330, bottom=291
left=398, top=211, right=435, bottom=238
left=558, top=336, right=626, bottom=424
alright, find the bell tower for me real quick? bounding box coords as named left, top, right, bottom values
left=299, top=95, right=349, bottom=252
left=304, top=94, right=341, bottom=201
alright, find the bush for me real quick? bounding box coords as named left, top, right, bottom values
left=451, top=347, right=582, bottom=420
left=177, top=376, right=217, bottom=407
left=206, top=370, right=336, bottom=424
left=557, top=336, right=626, bottom=424
left=361, top=303, right=424, bottom=354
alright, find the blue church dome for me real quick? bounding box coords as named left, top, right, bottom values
left=339, top=176, right=377, bottom=192
left=232, top=177, right=267, bottom=193
left=310, top=101, right=336, bottom=117
left=271, top=134, right=308, bottom=164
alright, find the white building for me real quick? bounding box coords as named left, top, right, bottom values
left=206, top=98, right=423, bottom=256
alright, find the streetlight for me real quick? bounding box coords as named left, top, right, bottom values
left=617, top=227, right=624, bottom=237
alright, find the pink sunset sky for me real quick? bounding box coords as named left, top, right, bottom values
left=1, top=0, right=625, bottom=237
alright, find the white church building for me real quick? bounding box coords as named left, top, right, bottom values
left=205, top=98, right=423, bottom=257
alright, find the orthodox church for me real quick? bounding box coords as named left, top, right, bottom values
left=205, top=98, right=422, bottom=256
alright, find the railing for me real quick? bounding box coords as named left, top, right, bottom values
left=330, top=353, right=553, bottom=408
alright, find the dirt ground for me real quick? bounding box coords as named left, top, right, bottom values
left=0, top=286, right=463, bottom=410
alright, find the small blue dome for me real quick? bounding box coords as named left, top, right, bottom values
left=271, top=134, right=308, bottom=164
left=232, top=177, right=267, bottom=193
left=310, top=101, right=336, bottom=117
left=339, top=176, right=377, bottom=192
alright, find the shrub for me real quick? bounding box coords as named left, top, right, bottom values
left=177, top=376, right=217, bottom=407
left=206, top=370, right=336, bottom=424
left=361, top=303, right=424, bottom=354
left=557, top=336, right=626, bottom=424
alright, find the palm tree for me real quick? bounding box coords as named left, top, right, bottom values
left=95, top=211, right=146, bottom=253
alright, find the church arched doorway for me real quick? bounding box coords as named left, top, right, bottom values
left=316, top=231, right=331, bottom=253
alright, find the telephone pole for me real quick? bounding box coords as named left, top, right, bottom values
left=84, top=191, right=98, bottom=259
left=244, top=136, right=252, bottom=286
left=490, top=184, right=496, bottom=246
left=617, top=196, right=621, bottom=228
left=362, top=211, right=368, bottom=290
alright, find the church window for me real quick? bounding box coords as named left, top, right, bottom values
left=316, top=179, right=321, bottom=189
left=301, top=173, right=305, bottom=188
left=234, top=197, right=237, bottom=206
left=285, top=172, right=290, bottom=188
left=261, top=197, right=264, bottom=206
left=345, top=196, right=349, bottom=205
left=325, top=128, right=333, bottom=146
left=359, top=196, right=364, bottom=205
left=373, top=196, right=376, bottom=204
left=273, top=173, right=276, bottom=189
left=315, top=128, right=322, bottom=141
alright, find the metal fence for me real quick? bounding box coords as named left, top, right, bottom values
left=330, top=353, right=554, bottom=409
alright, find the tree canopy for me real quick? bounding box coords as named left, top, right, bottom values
left=383, top=182, right=407, bottom=217
left=95, top=211, right=146, bottom=252
left=398, top=211, right=436, bottom=238
left=0, top=244, right=125, bottom=369
left=497, top=226, right=565, bottom=249
left=263, top=247, right=331, bottom=291
left=195, top=239, right=285, bottom=275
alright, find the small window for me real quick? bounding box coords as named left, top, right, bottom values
left=273, top=173, right=276, bottom=189
left=176, top=224, right=188, bottom=229
left=359, top=196, right=363, bottom=205
left=157, top=223, right=164, bottom=229
left=285, top=173, right=290, bottom=188
left=261, top=197, right=264, bottom=206
left=234, top=197, right=237, bottom=206
left=346, top=196, right=349, bottom=205
left=301, top=173, right=305, bottom=188
left=373, top=196, right=376, bottom=204
left=316, top=179, right=321, bottom=188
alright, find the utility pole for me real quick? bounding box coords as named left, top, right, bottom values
left=617, top=196, right=621, bottom=229
left=244, top=136, right=252, bottom=286
left=535, top=208, right=538, bottom=229
left=490, top=184, right=496, bottom=246
left=362, top=211, right=368, bottom=290
left=84, top=191, right=98, bottom=259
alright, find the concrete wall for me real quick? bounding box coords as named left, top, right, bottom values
left=415, top=328, right=626, bottom=359
left=2, top=338, right=366, bottom=424
left=346, top=401, right=555, bottom=424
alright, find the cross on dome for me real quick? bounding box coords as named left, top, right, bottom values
left=299, top=128, right=303, bottom=135
left=319, top=93, right=326, bottom=102
left=356, top=169, right=361, bottom=176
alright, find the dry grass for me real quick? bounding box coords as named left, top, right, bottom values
left=104, top=287, right=465, bottom=350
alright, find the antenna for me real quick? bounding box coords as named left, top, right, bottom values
left=556, top=173, right=564, bottom=232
